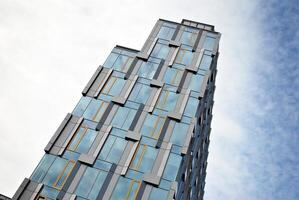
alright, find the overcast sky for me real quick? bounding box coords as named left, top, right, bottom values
left=1, top=0, right=298, bottom=199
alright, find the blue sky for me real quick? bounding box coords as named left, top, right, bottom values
left=0, top=0, right=298, bottom=199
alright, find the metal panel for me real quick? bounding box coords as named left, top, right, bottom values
left=94, top=69, right=113, bottom=98
left=58, top=117, right=84, bottom=156
left=82, top=66, right=103, bottom=96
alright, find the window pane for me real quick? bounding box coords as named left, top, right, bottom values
left=102, top=77, right=125, bottom=96
left=163, top=67, right=183, bottom=86
left=184, top=97, right=199, bottom=117
left=76, top=129, right=97, bottom=154
left=113, top=55, right=133, bottom=72
left=156, top=91, right=179, bottom=112
left=129, top=83, right=152, bottom=104
left=138, top=61, right=158, bottom=79
left=157, top=26, right=175, bottom=40
left=107, top=137, right=127, bottom=163
left=89, top=171, right=107, bottom=200
left=175, top=49, right=193, bottom=65
left=110, top=177, right=131, bottom=199
left=99, top=135, right=127, bottom=164
left=103, top=52, right=119, bottom=68
left=111, top=107, right=137, bottom=130
left=73, top=97, right=92, bottom=117
left=163, top=153, right=182, bottom=181
left=189, top=74, right=204, bottom=92
left=199, top=54, right=212, bottom=70
left=31, top=154, right=56, bottom=182
left=180, top=31, right=197, bottom=46
left=203, top=36, right=216, bottom=51
left=151, top=43, right=170, bottom=59
left=83, top=99, right=108, bottom=122
left=110, top=177, right=140, bottom=200
left=149, top=187, right=168, bottom=200
left=170, top=123, right=189, bottom=146
left=140, top=114, right=165, bottom=139
left=76, top=167, right=98, bottom=198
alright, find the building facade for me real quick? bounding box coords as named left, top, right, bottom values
left=12, top=19, right=220, bottom=200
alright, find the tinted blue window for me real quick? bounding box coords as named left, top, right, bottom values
left=68, top=127, right=97, bottom=154
left=111, top=107, right=137, bottom=130
left=156, top=90, right=179, bottom=112
left=203, top=36, right=216, bottom=50
left=102, top=77, right=125, bottom=96
left=83, top=99, right=108, bottom=122
left=103, top=52, right=119, bottom=68
left=140, top=114, right=165, bottom=139
left=163, top=67, right=184, bottom=86
left=129, top=83, right=152, bottom=104
left=170, top=122, right=189, bottom=146
left=110, top=177, right=140, bottom=200
left=75, top=167, right=107, bottom=200
left=184, top=97, right=199, bottom=117
left=104, top=52, right=133, bottom=72
left=130, top=144, right=158, bottom=173
left=31, top=154, right=56, bottom=182
left=99, top=135, right=127, bottom=164
left=189, top=74, right=205, bottom=92
left=137, top=61, right=158, bottom=79
left=180, top=31, right=197, bottom=46
left=199, top=54, right=212, bottom=70
left=151, top=43, right=170, bottom=59
left=39, top=185, right=59, bottom=200
left=157, top=26, right=175, bottom=40
left=163, top=153, right=182, bottom=181
left=175, top=49, right=193, bottom=65
left=73, top=97, right=92, bottom=117
left=149, top=187, right=168, bottom=200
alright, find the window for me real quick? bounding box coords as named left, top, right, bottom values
left=163, top=64, right=184, bottom=86
left=184, top=97, right=199, bottom=117
left=104, top=52, right=133, bottom=72
left=140, top=114, right=165, bottom=139
left=180, top=28, right=198, bottom=47
left=98, top=135, right=127, bottom=164
left=189, top=74, right=205, bottom=92
left=157, top=24, right=176, bottom=40
left=110, top=177, right=141, bottom=200
left=128, top=83, right=152, bottom=104
left=137, top=60, right=159, bottom=79
left=198, top=53, right=212, bottom=71
left=31, top=154, right=56, bottom=182
left=151, top=40, right=170, bottom=59
left=156, top=90, right=179, bottom=112
left=149, top=187, right=168, bottom=200
left=83, top=99, right=108, bottom=122
left=130, top=144, right=158, bottom=173
left=202, top=34, right=216, bottom=51
left=170, top=122, right=189, bottom=146
left=162, top=153, right=182, bottom=181
left=73, top=97, right=92, bottom=117
left=31, top=155, right=75, bottom=189
left=75, top=167, right=107, bottom=200
left=111, top=107, right=137, bottom=130
left=37, top=186, right=59, bottom=200
left=67, top=126, right=97, bottom=154
left=175, top=49, right=193, bottom=65
left=102, top=76, right=126, bottom=97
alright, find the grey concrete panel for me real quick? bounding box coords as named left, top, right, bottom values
left=94, top=68, right=113, bottom=98
left=78, top=154, right=96, bottom=166
left=12, top=178, right=30, bottom=200
left=143, top=173, right=161, bottom=186
left=125, top=131, right=141, bottom=141
left=150, top=79, right=164, bottom=88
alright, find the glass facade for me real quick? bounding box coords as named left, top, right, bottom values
left=13, top=19, right=220, bottom=200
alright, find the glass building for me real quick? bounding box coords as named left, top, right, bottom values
left=12, top=19, right=220, bottom=200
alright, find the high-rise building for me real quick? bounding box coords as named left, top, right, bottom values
left=11, top=19, right=220, bottom=200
